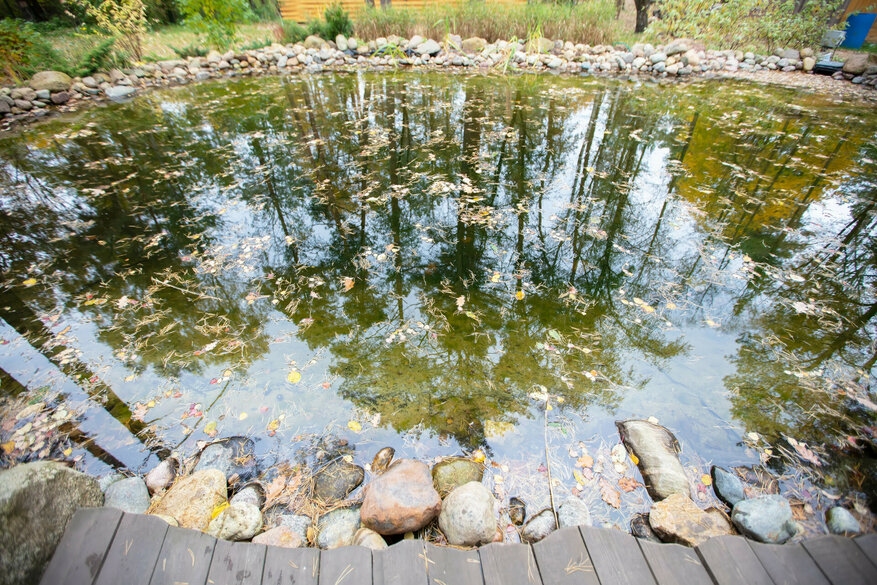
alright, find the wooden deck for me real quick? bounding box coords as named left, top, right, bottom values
left=40, top=507, right=877, bottom=585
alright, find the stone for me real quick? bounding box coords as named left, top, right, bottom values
left=98, top=472, right=125, bottom=493
left=462, top=37, right=488, bottom=53
left=432, top=458, right=483, bottom=496
left=230, top=483, right=265, bottom=508
left=361, top=459, right=441, bottom=535
left=0, top=100, right=9, bottom=114
left=781, top=48, right=800, bottom=61
left=29, top=71, right=71, bottom=92
left=438, top=482, right=496, bottom=546
left=0, top=462, right=103, bottom=585
left=151, top=469, right=227, bottom=531
left=665, top=41, right=688, bottom=56
left=81, top=76, right=98, bottom=89
left=557, top=498, right=591, bottom=528
left=304, top=35, right=328, bottom=50
left=252, top=525, right=305, bottom=547
left=825, top=507, right=861, bottom=535
left=335, top=35, right=349, bottom=52
left=731, top=495, right=796, bottom=544
left=547, top=58, right=563, bottom=69
left=415, top=39, right=442, bottom=56
left=50, top=91, right=69, bottom=105
left=371, top=447, right=395, bottom=474
left=313, top=460, right=364, bottom=502
left=353, top=527, right=388, bottom=550
left=11, top=87, right=36, bottom=101
left=617, top=420, right=689, bottom=501
left=649, top=493, right=734, bottom=547
left=630, top=513, right=661, bottom=542
left=193, top=437, right=259, bottom=484
left=509, top=497, right=526, bottom=525
left=650, top=52, right=668, bottom=64
left=104, top=476, right=150, bottom=514
left=316, top=506, right=361, bottom=549
left=145, top=458, right=178, bottom=493
left=277, top=55, right=288, bottom=68
left=843, top=53, right=877, bottom=75
left=711, top=466, right=745, bottom=507
left=151, top=514, right=178, bottom=526
left=277, top=514, right=311, bottom=540
left=521, top=508, right=556, bottom=543
left=34, top=89, right=50, bottom=100
left=105, top=86, right=136, bottom=99
left=803, top=57, right=816, bottom=72
left=800, top=47, right=814, bottom=58
left=206, top=502, right=262, bottom=541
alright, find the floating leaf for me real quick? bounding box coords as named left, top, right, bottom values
left=701, top=474, right=712, bottom=486
left=238, top=412, right=248, bottom=421
left=576, top=455, right=594, bottom=468
left=267, top=419, right=280, bottom=431
left=286, top=370, right=302, bottom=384
left=62, top=447, right=73, bottom=457
left=618, top=477, right=641, bottom=492
left=341, top=276, right=355, bottom=291
left=573, top=469, right=588, bottom=485
left=1, top=441, right=15, bottom=454
left=484, top=419, right=515, bottom=438
left=471, top=449, right=486, bottom=463
left=599, top=478, right=621, bottom=508
left=515, top=290, right=525, bottom=300
left=347, top=420, right=362, bottom=432
left=630, top=453, right=639, bottom=465
left=787, top=437, right=822, bottom=466
left=22, top=278, right=37, bottom=287
left=204, top=421, right=218, bottom=437
left=211, top=502, right=229, bottom=520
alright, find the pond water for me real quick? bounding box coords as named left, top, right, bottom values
left=2, top=72, right=877, bottom=524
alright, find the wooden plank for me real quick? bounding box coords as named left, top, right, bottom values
left=318, top=546, right=371, bottom=585
left=478, top=542, right=541, bottom=585
left=637, top=539, right=713, bottom=585
left=39, top=507, right=123, bottom=585
left=94, top=513, right=169, bottom=585
left=801, top=535, right=877, bottom=585
left=373, top=540, right=428, bottom=585
left=579, top=526, right=656, bottom=585
left=854, top=533, right=877, bottom=568
left=149, top=525, right=216, bottom=585
left=748, top=540, right=830, bottom=585
left=205, top=540, right=266, bottom=585
left=696, top=535, right=773, bottom=585
left=261, top=546, right=319, bottom=585
left=424, top=543, right=484, bottom=585
left=530, top=526, right=598, bottom=585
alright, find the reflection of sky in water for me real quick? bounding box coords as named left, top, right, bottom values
left=1, top=73, right=876, bottom=513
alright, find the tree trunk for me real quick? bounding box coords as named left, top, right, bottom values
left=634, top=0, right=651, bottom=33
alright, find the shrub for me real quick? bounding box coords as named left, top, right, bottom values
left=71, top=36, right=119, bottom=77
left=307, top=2, right=353, bottom=40
left=353, top=1, right=617, bottom=46
left=240, top=36, right=272, bottom=50
left=0, top=19, right=66, bottom=81
left=649, top=0, right=846, bottom=50
left=177, top=0, right=250, bottom=49
left=280, top=19, right=308, bottom=44
left=70, top=0, right=147, bottom=61
left=172, top=43, right=209, bottom=58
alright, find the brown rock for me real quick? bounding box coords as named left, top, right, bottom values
left=50, top=91, right=69, bottom=105
left=360, top=459, right=441, bottom=535
left=843, top=53, right=877, bottom=75
left=371, top=447, right=395, bottom=474
left=151, top=469, right=226, bottom=531
left=252, top=526, right=305, bottom=548
left=649, top=493, right=734, bottom=547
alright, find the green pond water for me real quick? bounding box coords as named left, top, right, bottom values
left=2, top=72, right=877, bottom=522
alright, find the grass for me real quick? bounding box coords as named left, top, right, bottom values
left=353, top=1, right=619, bottom=46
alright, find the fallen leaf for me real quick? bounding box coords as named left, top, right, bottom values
left=62, top=447, right=73, bottom=457
left=341, top=277, right=354, bottom=291
left=210, top=502, right=229, bottom=520
left=1, top=441, right=15, bottom=454
left=347, top=420, right=362, bottom=432
left=576, top=455, right=594, bottom=468
left=472, top=449, right=486, bottom=463
left=701, top=474, right=712, bottom=486
left=787, top=437, right=822, bottom=466
left=267, top=419, right=280, bottom=431
left=204, top=421, right=218, bottom=437
left=22, top=278, right=37, bottom=287
left=515, top=290, right=525, bottom=300
left=618, top=477, right=641, bottom=492
left=600, top=478, right=621, bottom=508
left=286, top=370, right=302, bottom=384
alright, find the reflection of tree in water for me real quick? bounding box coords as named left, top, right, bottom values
left=0, top=75, right=875, bottom=484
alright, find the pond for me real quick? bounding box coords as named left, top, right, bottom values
left=1, top=72, right=876, bottom=526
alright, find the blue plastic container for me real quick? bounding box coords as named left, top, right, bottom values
left=841, top=13, right=876, bottom=49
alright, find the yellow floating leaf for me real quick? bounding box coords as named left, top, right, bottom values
left=573, top=469, right=587, bottom=485
left=490, top=272, right=501, bottom=283
left=146, top=400, right=155, bottom=408
left=347, top=420, right=362, bottom=432
left=204, top=421, right=217, bottom=437
left=286, top=370, right=302, bottom=384
left=267, top=419, right=280, bottom=431
left=705, top=319, right=719, bottom=328
left=341, top=276, right=354, bottom=292
left=484, top=419, right=515, bottom=438
left=238, top=412, right=248, bottom=421
left=701, top=474, right=712, bottom=486
left=1, top=441, right=15, bottom=454
left=211, top=502, right=229, bottom=520
left=515, top=290, right=525, bottom=300
left=630, top=453, right=639, bottom=465
left=665, top=302, right=677, bottom=310
left=124, top=374, right=137, bottom=382
left=63, top=447, right=73, bottom=457
left=471, top=449, right=486, bottom=463
left=22, top=278, right=37, bottom=287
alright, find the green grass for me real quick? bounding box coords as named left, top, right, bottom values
left=860, top=42, right=877, bottom=55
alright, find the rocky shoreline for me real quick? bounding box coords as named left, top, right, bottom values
left=1, top=418, right=870, bottom=584
left=3, top=33, right=877, bottom=132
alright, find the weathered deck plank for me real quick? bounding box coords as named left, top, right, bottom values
left=637, top=539, right=713, bottom=585
left=747, top=540, right=830, bottom=585
left=801, top=535, right=877, bottom=585
left=373, top=540, right=429, bottom=585
left=149, top=525, right=216, bottom=585
left=94, top=512, right=169, bottom=585
left=696, top=534, right=774, bottom=585
left=531, top=526, right=599, bottom=585
left=262, top=545, right=320, bottom=585
left=479, top=542, right=542, bottom=585
left=579, top=526, right=656, bottom=585
left=39, top=507, right=123, bottom=585
left=318, top=546, right=371, bottom=585
left=424, top=543, right=484, bottom=585
left=206, top=540, right=266, bottom=585
left=855, top=533, right=877, bottom=567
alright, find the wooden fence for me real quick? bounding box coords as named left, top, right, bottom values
left=842, top=0, right=877, bottom=43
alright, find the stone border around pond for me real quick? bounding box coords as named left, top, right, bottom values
left=2, top=34, right=876, bottom=132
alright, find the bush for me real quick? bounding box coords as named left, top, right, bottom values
left=172, top=43, right=209, bottom=58
left=649, top=0, right=846, bottom=50
left=353, top=1, right=617, bottom=46
left=307, top=3, right=353, bottom=41
left=0, top=19, right=66, bottom=81
left=71, top=36, right=119, bottom=77
left=70, top=0, right=147, bottom=61
left=177, top=0, right=250, bottom=49
left=280, top=19, right=308, bottom=44
left=240, top=36, right=272, bottom=50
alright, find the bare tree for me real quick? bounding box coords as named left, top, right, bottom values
left=634, top=0, right=652, bottom=33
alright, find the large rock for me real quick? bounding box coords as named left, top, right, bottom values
left=105, top=86, right=136, bottom=100
left=230, top=483, right=265, bottom=508
left=312, top=460, right=364, bottom=503
left=630, top=513, right=661, bottom=542
left=361, top=459, right=441, bottom=535
left=711, top=466, right=745, bottom=507
left=438, top=482, right=496, bottom=546
left=193, top=437, right=259, bottom=484
left=557, top=498, right=591, bottom=528
left=649, top=493, right=734, bottom=547
left=252, top=525, right=305, bottom=548
left=0, top=462, right=103, bottom=585
left=843, top=53, right=877, bottom=75
left=278, top=514, right=311, bottom=541
left=145, top=459, right=177, bottom=493
left=316, top=507, right=361, bottom=549
left=29, top=71, right=71, bottom=92
left=521, top=508, right=556, bottom=543
left=415, top=39, right=442, bottom=56
left=731, top=495, right=796, bottom=544
left=617, top=420, right=689, bottom=501
left=461, top=37, right=488, bottom=53
left=104, top=476, right=150, bottom=514
left=206, top=502, right=262, bottom=541
left=151, top=469, right=227, bottom=531
left=826, top=507, right=861, bottom=535
left=432, top=458, right=483, bottom=496
left=304, top=35, right=328, bottom=50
